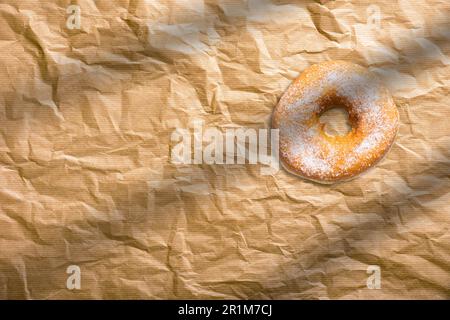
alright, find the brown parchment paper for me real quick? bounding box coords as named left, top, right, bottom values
left=0, top=0, right=449, bottom=299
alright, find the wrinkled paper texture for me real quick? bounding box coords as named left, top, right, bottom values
left=0, top=0, right=449, bottom=299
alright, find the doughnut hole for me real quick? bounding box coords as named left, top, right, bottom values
left=319, top=106, right=352, bottom=136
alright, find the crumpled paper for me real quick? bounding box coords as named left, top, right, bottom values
left=0, top=0, right=449, bottom=299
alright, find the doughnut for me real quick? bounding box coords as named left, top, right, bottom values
left=272, top=60, right=399, bottom=184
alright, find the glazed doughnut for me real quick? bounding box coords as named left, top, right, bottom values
left=272, top=60, right=399, bottom=184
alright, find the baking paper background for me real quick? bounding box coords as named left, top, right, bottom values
left=0, top=0, right=449, bottom=299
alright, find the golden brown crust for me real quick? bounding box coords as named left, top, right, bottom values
left=272, top=60, right=399, bottom=184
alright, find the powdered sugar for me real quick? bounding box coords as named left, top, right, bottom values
left=274, top=61, right=399, bottom=182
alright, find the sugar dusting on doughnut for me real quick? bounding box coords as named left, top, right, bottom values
left=272, top=60, right=399, bottom=184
